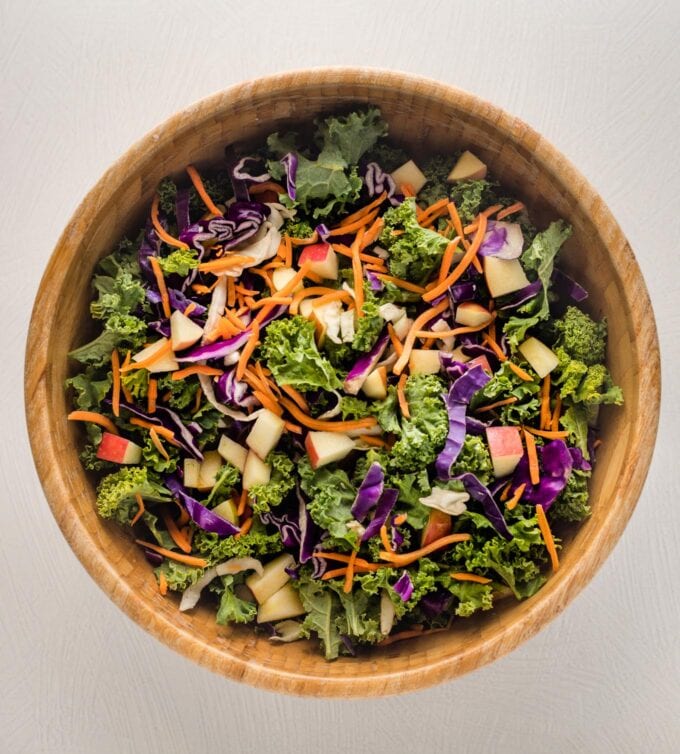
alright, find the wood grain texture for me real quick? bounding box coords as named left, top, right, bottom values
left=4, top=0, right=680, bottom=751
left=24, top=67, right=660, bottom=697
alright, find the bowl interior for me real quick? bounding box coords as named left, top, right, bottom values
left=26, top=69, right=659, bottom=696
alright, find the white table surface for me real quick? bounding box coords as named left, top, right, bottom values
left=3, top=1, right=679, bottom=752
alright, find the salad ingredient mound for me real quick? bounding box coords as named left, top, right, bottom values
left=67, top=108, right=622, bottom=659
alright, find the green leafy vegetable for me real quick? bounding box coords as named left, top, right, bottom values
left=550, top=467, right=592, bottom=522
left=449, top=179, right=499, bottom=224
left=470, top=361, right=541, bottom=424
left=95, top=466, right=171, bottom=524
left=449, top=435, right=494, bottom=485
left=193, top=520, right=283, bottom=565
left=215, top=575, right=257, bottom=625
left=552, top=306, right=607, bottom=366
left=352, top=284, right=384, bottom=352
left=249, top=452, right=296, bottom=514
left=154, top=560, right=205, bottom=592
left=65, top=367, right=112, bottom=410
left=157, top=247, right=199, bottom=276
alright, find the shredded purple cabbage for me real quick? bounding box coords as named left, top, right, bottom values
left=165, top=476, right=240, bottom=536
left=363, top=162, right=398, bottom=206
left=511, top=440, right=574, bottom=510
left=343, top=331, right=389, bottom=394
left=351, top=463, right=385, bottom=521
left=361, top=488, right=398, bottom=542
left=232, top=156, right=271, bottom=184
left=393, top=571, right=414, bottom=602
left=179, top=201, right=269, bottom=252
left=280, top=153, right=298, bottom=200
left=453, top=472, right=511, bottom=539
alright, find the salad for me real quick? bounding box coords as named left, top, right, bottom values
left=66, top=108, right=623, bottom=659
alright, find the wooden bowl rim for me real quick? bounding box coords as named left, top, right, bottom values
left=25, top=67, right=661, bottom=697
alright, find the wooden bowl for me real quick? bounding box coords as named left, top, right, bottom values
left=25, top=68, right=660, bottom=697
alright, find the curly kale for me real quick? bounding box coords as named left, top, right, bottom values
left=95, top=466, right=171, bottom=525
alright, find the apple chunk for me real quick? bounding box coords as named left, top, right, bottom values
left=298, top=243, right=338, bottom=280
left=271, top=266, right=303, bottom=293
left=212, top=499, right=238, bottom=526
left=466, top=354, right=492, bottom=374
left=483, top=256, right=531, bottom=298
left=242, top=451, right=271, bottom=490
left=447, top=150, right=487, bottom=182
left=183, top=458, right=201, bottom=488
left=132, top=338, right=179, bottom=374
left=305, top=431, right=355, bottom=469
left=409, top=349, right=441, bottom=375
left=455, top=302, right=493, bottom=328
left=390, top=160, right=427, bottom=194
left=170, top=310, right=203, bottom=351
left=196, top=450, right=223, bottom=491
left=217, top=434, right=248, bottom=473
left=361, top=367, right=387, bottom=399
left=96, top=432, right=142, bottom=464
left=518, top=337, right=559, bottom=378
left=246, top=409, right=285, bottom=460
left=391, top=315, right=413, bottom=341
left=486, top=426, right=524, bottom=478
left=421, top=509, right=452, bottom=548
left=256, top=583, right=305, bottom=623
left=246, top=553, right=296, bottom=604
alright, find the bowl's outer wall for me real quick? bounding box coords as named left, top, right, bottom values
left=25, top=69, right=660, bottom=697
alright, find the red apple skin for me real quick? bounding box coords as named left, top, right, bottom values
left=299, top=242, right=331, bottom=264
left=304, top=433, right=320, bottom=469
left=96, top=432, right=138, bottom=464
left=485, top=426, right=523, bottom=458
left=421, top=509, right=452, bottom=547
left=467, top=355, right=492, bottom=374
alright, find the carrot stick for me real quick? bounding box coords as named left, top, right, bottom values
left=67, top=411, right=119, bottom=435
left=148, top=256, right=171, bottom=319
left=536, top=504, right=559, bottom=571
left=422, top=213, right=488, bottom=302
left=392, top=299, right=450, bottom=375
left=379, top=525, right=394, bottom=554
left=450, top=573, right=492, bottom=585
left=524, top=428, right=540, bottom=485
left=447, top=201, right=466, bottom=242
left=437, top=238, right=462, bottom=284
left=131, top=493, right=145, bottom=525
left=539, top=374, right=551, bottom=430
left=289, top=232, right=319, bottom=246
left=321, top=567, right=349, bottom=581
left=236, top=489, right=248, bottom=517
left=150, top=195, right=189, bottom=250
left=128, top=417, right=175, bottom=441
left=254, top=263, right=312, bottom=325
left=375, top=274, right=426, bottom=294
left=495, top=201, right=525, bottom=220
left=280, top=384, right=309, bottom=413
left=481, top=333, right=507, bottom=362
left=344, top=549, right=358, bottom=593
left=279, top=396, right=377, bottom=432
left=351, top=228, right=366, bottom=316
left=157, top=571, right=168, bottom=595
left=171, top=365, right=223, bottom=381
left=339, top=192, right=387, bottom=227
left=111, top=349, right=121, bottom=417
left=415, top=316, right=496, bottom=339
left=226, top=278, right=236, bottom=308
left=253, top=389, right=283, bottom=416
left=523, top=426, right=570, bottom=440
left=506, top=483, right=526, bottom=511
left=289, top=286, right=352, bottom=315
left=147, top=378, right=158, bottom=414
left=360, top=217, right=385, bottom=249
left=500, top=481, right=513, bottom=502
left=134, top=540, right=207, bottom=568
left=186, top=165, right=223, bottom=217
left=250, top=181, right=286, bottom=196
left=357, top=435, right=390, bottom=448
left=120, top=339, right=173, bottom=372
left=397, top=373, right=410, bottom=419
left=235, top=517, right=252, bottom=539
left=198, top=255, right=254, bottom=273
left=332, top=243, right=387, bottom=266
left=393, top=514, right=408, bottom=526
left=149, top=428, right=170, bottom=461
left=236, top=322, right=260, bottom=381
left=507, top=362, right=534, bottom=382
left=161, top=511, right=192, bottom=554
left=474, top=397, right=520, bottom=414
left=387, top=323, right=404, bottom=357
left=328, top=207, right=379, bottom=237
left=379, top=533, right=472, bottom=567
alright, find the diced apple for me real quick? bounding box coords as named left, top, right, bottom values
left=378, top=303, right=405, bottom=322
left=390, top=159, right=427, bottom=194
left=392, top=316, right=413, bottom=341
left=361, top=367, right=388, bottom=399
left=421, top=509, right=452, bottom=548
left=96, top=432, right=142, bottom=465
left=246, top=553, right=296, bottom=604
left=242, top=451, right=271, bottom=490
left=217, top=434, right=248, bottom=473
left=483, top=256, right=531, bottom=298
left=518, top=337, right=559, bottom=378
left=246, top=409, right=285, bottom=460
left=256, top=583, right=305, bottom=623
left=132, top=338, right=179, bottom=374
left=339, top=309, right=355, bottom=343
left=196, top=450, right=223, bottom=491
left=183, top=458, right=201, bottom=488
left=455, top=302, right=493, bottom=328
left=298, top=243, right=338, bottom=280
left=447, top=150, right=487, bottom=182
left=305, top=431, right=355, bottom=469
left=486, top=426, right=524, bottom=478
left=212, top=499, right=238, bottom=526
left=271, top=266, right=303, bottom=293
left=448, top=346, right=471, bottom=363
left=170, top=310, right=203, bottom=351
left=430, top=319, right=455, bottom=350
left=299, top=298, right=317, bottom=318
left=311, top=300, right=342, bottom=347
left=409, top=349, right=441, bottom=375
left=467, top=354, right=492, bottom=374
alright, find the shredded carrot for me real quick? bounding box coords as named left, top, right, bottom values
left=540, top=374, right=551, bottom=430
left=328, top=207, right=379, bottom=237
left=392, top=299, right=449, bottom=375
left=247, top=267, right=274, bottom=290
left=235, top=322, right=260, bottom=381
left=551, top=393, right=562, bottom=432
left=173, top=500, right=190, bottom=527
left=437, top=238, right=462, bottom=284
left=506, top=483, right=526, bottom=511
left=387, top=323, right=404, bottom=357
left=284, top=421, right=303, bottom=434
left=474, top=397, right=519, bottom=413
left=393, top=514, right=407, bottom=526
left=67, top=411, right=119, bottom=435
left=379, top=525, right=394, bottom=554
left=249, top=181, right=286, bottom=196
left=225, top=308, right=247, bottom=331
left=450, top=572, right=493, bottom=585
left=364, top=262, right=388, bottom=272
left=536, top=504, right=559, bottom=571
left=171, top=365, right=223, bottom=381
left=149, top=428, right=170, bottom=461
left=360, top=217, right=385, bottom=249
left=148, top=256, right=171, bottom=319
left=120, top=351, right=134, bottom=403
left=379, top=533, right=472, bottom=567
left=523, top=426, right=570, bottom=440
left=312, top=552, right=382, bottom=570
left=283, top=235, right=293, bottom=266
left=507, top=361, right=534, bottom=382
left=253, top=389, right=283, bottom=416
left=422, top=213, right=488, bottom=302
left=254, top=263, right=311, bottom=325
left=198, top=255, right=254, bottom=274
left=351, top=228, right=366, bottom=315
left=235, top=517, right=253, bottom=539
left=524, top=428, right=540, bottom=485
left=500, top=481, right=512, bottom=502
left=248, top=296, right=294, bottom=309
left=134, top=540, right=207, bottom=568
left=289, top=286, right=352, bottom=315
left=158, top=571, right=168, bottom=595
left=261, top=259, right=286, bottom=271
left=131, top=493, right=145, bottom=525
left=279, top=396, right=377, bottom=432
left=415, top=316, right=496, bottom=340
left=332, top=243, right=387, bottom=267
left=357, top=435, right=390, bottom=449
left=129, top=417, right=175, bottom=441
left=375, top=274, right=426, bottom=294
left=321, top=567, right=350, bottom=580
left=280, top=384, right=309, bottom=413
left=147, top=378, right=158, bottom=414
left=418, top=198, right=450, bottom=227
left=397, top=373, right=410, bottom=419
left=110, top=349, right=121, bottom=417
left=183, top=302, right=197, bottom=318
left=447, top=201, right=466, bottom=242
left=191, top=283, right=216, bottom=295
left=339, top=192, right=387, bottom=227
left=150, top=195, right=189, bottom=250
left=226, top=277, right=236, bottom=308
left=161, top=511, right=192, bottom=554
left=496, top=201, right=525, bottom=220
left=481, top=334, right=507, bottom=362
left=289, top=232, right=319, bottom=246
left=236, top=489, right=248, bottom=517
left=343, top=549, right=358, bottom=593
left=186, top=164, right=223, bottom=217
left=120, top=339, right=172, bottom=372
